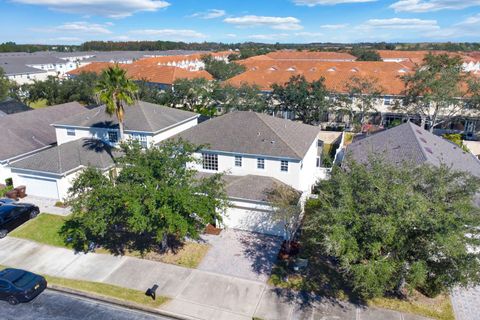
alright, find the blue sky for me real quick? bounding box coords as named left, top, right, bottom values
left=1, top=0, right=480, bottom=44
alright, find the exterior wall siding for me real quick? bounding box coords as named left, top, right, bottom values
left=191, top=152, right=303, bottom=190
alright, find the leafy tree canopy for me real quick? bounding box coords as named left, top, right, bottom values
left=306, top=158, right=480, bottom=299
left=271, top=75, right=330, bottom=125
left=350, top=48, right=381, bottom=61
left=20, top=72, right=100, bottom=106
left=201, top=54, right=246, bottom=81
left=398, top=53, right=478, bottom=132
left=0, top=67, right=11, bottom=101
left=62, top=140, right=228, bottom=254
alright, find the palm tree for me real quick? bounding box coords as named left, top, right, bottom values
left=95, top=65, right=138, bottom=141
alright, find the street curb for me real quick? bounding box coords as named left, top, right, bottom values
left=47, top=284, right=198, bottom=320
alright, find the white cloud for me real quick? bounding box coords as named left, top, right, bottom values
left=294, top=32, right=324, bottom=37
left=320, top=24, right=349, bottom=29
left=189, top=9, right=226, bottom=19
left=293, top=0, right=376, bottom=6
left=31, top=21, right=113, bottom=35
left=130, top=29, right=207, bottom=40
left=224, top=15, right=303, bottom=30
left=247, top=33, right=289, bottom=40
left=427, top=13, right=480, bottom=38
left=56, top=22, right=112, bottom=34
left=12, top=0, right=171, bottom=18
left=49, top=36, right=82, bottom=42
left=360, top=18, right=439, bottom=30
left=390, top=0, right=480, bottom=13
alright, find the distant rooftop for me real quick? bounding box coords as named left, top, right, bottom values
left=346, top=121, right=480, bottom=177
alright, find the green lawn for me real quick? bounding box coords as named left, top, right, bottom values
left=0, top=264, right=168, bottom=308
left=44, top=274, right=169, bottom=308
left=9, top=213, right=70, bottom=248
left=369, top=293, right=454, bottom=320
left=10, top=213, right=209, bottom=268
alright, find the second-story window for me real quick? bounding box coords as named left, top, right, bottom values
left=132, top=133, right=148, bottom=148
left=66, top=128, right=76, bottom=136
left=235, top=156, right=242, bottom=167
left=202, top=153, right=218, bottom=171
left=281, top=160, right=289, bottom=172
left=257, top=158, right=265, bottom=170
left=108, top=131, right=118, bottom=144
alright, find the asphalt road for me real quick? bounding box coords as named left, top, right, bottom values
left=0, top=289, right=175, bottom=320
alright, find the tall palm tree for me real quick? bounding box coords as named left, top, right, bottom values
left=95, top=65, right=138, bottom=141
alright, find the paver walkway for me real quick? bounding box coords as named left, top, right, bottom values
left=451, top=286, right=480, bottom=320
left=18, top=195, right=71, bottom=216
left=0, top=237, right=430, bottom=320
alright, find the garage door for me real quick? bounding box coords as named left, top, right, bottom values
left=222, top=206, right=285, bottom=237
left=16, top=175, right=59, bottom=199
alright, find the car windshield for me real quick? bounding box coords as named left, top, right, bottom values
left=12, top=272, right=36, bottom=288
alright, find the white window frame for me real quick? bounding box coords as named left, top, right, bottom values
left=257, top=158, right=265, bottom=170
left=108, top=131, right=118, bottom=144
left=132, top=133, right=148, bottom=148
left=202, top=153, right=218, bottom=171
left=66, top=128, right=76, bottom=136
left=234, top=156, right=242, bottom=167
left=281, top=160, right=288, bottom=172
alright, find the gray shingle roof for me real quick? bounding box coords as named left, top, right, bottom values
left=174, top=111, right=321, bottom=160
left=346, top=121, right=480, bottom=177
left=53, top=101, right=199, bottom=133
left=0, top=99, right=32, bottom=116
left=0, top=102, right=88, bottom=161
left=196, top=172, right=297, bottom=202
left=10, top=138, right=120, bottom=175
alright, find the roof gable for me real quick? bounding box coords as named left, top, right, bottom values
left=0, top=102, right=87, bottom=161
left=53, top=101, right=199, bottom=133
left=174, top=111, right=320, bottom=160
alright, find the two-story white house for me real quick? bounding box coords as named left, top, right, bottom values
left=9, top=101, right=199, bottom=199
left=173, top=111, right=325, bottom=236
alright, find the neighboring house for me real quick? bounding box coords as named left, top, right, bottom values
left=0, top=102, right=88, bottom=184
left=0, top=99, right=32, bottom=117
left=173, top=111, right=326, bottom=236
left=9, top=101, right=199, bottom=199
left=228, top=58, right=480, bottom=136
left=345, top=121, right=480, bottom=177
left=67, top=62, right=213, bottom=89
left=0, top=55, right=79, bottom=83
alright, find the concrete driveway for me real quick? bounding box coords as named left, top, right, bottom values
left=199, top=229, right=282, bottom=282
left=451, top=285, right=480, bottom=320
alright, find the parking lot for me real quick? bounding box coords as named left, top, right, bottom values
left=0, top=290, right=173, bottom=320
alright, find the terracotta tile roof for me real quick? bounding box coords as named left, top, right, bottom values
left=265, top=50, right=357, bottom=61
left=134, top=51, right=230, bottom=66
left=378, top=50, right=468, bottom=64
left=67, top=62, right=213, bottom=85
left=226, top=60, right=410, bottom=95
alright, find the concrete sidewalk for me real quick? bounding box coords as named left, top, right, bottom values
left=0, top=237, right=430, bottom=320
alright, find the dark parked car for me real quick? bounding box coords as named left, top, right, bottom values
left=0, top=268, right=47, bottom=305
left=0, top=203, right=39, bottom=238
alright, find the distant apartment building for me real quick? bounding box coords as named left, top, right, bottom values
left=228, top=54, right=480, bottom=137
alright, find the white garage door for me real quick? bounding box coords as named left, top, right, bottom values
left=16, top=175, right=59, bottom=199
left=222, top=206, right=285, bottom=237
